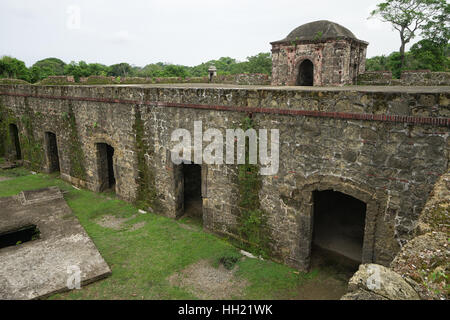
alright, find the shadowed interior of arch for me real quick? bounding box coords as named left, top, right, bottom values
left=183, top=163, right=202, bottom=223
left=174, top=162, right=203, bottom=225
left=312, top=190, right=366, bottom=264
left=9, top=123, right=21, bottom=160
left=296, top=59, right=314, bottom=86
left=96, top=143, right=115, bottom=192
left=45, top=132, right=60, bottom=173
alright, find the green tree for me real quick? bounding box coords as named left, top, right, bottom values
left=386, top=52, right=405, bottom=78
left=409, top=39, right=449, bottom=71
left=161, top=64, right=189, bottom=78
left=63, top=61, right=91, bottom=81
left=32, top=58, right=66, bottom=75
left=87, top=63, right=110, bottom=76
left=365, top=55, right=389, bottom=71
left=370, top=0, right=449, bottom=69
left=29, top=57, right=66, bottom=82
left=137, top=63, right=165, bottom=78
left=0, top=56, right=30, bottom=81
left=245, top=52, right=272, bottom=74
left=108, top=63, right=133, bottom=77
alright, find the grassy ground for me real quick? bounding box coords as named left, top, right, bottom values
left=0, top=161, right=350, bottom=300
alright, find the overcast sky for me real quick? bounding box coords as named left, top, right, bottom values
left=0, top=0, right=420, bottom=67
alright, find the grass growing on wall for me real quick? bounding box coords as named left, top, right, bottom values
left=20, top=99, right=44, bottom=171
left=0, top=100, right=43, bottom=169
left=133, top=105, right=162, bottom=212
left=62, top=103, right=86, bottom=180
left=236, top=116, right=270, bottom=257
left=0, top=103, right=10, bottom=157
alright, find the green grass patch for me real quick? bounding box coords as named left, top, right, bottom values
left=0, top=161, right=328, bottom=300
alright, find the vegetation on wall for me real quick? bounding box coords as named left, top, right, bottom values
left=0, top=103, right=15, bottom=157
left=133, top=105, right=161, bottom=213
left=62, top=103, right=86, bottom=180
left=20, top=100, right=44, bottom=171
left=0, top=100, right=44, bottom=170
left=236, top=116, right=270, bottom=257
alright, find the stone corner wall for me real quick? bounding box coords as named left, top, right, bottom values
left=357, top=71, right=393, bottom=85
left=38, top=76, right=75, bottom=85
left=358, top=70, right=450, bottom=86
left=400, top=70, right=450, bottom=86
left=39, top=74, right=272, bottom=86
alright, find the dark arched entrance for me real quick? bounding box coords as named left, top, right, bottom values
left=45, top=132, right=60, bottom=173
left=296, top=60, right=314, bottom=86
left=96, top=143, right=116, bottom=192
left=174, top=161, right=203, bottom=225
left=9, top=124, right=21, bottom=160
left=312, top=190, right=366, bottom=263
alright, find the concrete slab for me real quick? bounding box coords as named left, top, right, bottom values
left=0, top=187, right=111, bottom=299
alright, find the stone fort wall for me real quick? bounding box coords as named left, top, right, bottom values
left=271, top=39, right=367, bottom=86
left=358, top=70, right=450, bottom=86
left=0, top=84, right=449, bottom=270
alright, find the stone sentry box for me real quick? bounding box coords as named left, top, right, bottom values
left=271, top=20, right=368, bottom=86
left=0, top=84, right=449, bottom=272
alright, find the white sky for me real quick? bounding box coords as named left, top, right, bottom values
left=0, top=0, right=419, bottom=67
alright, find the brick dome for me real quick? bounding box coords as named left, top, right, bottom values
left=280, top=20, right=357, bottom=42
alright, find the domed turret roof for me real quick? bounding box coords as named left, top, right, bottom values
left=274, top=20, right=359, bottom=43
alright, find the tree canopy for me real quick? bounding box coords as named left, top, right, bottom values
left=0, top=56, right=31, bottom=81
left=0, top=52, right=273, bottom=83
left=366, top=40, right=449, bottom=77
left=370, top=0, right=449, bottom=68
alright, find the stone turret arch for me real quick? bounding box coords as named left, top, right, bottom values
left=293, top=174, right=384, bottom=271
left=290, top=56, right=321, bottom=86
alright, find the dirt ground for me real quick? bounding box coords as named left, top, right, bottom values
left=167, top=259, right=249, bottom=299
left=95, top=214, right=146, bottom=231
left=294, top=245, right=359, bottom=300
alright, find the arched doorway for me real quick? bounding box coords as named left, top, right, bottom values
left=9, top=124, right=21, bottom=160
left=312, top=190, right=366, bottom=263
left=96, top=143, right=116, bottom=192
left=174, top=161, right=203, bottom=225
left=296, top=60, right=314, bottom=86
left=44, top=132, right=60, bottom=173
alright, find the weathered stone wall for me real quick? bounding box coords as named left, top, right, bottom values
left=38, top=76, right=75, bottom=85
left=358, top=70, right=450, bottom=86
left=357, top=71, right=393, bottom=86
left=0, top=84, right=449, bottom=271
left=271, top=39, right=367, bottom=86
left=39, top=74, right=271, bottom=86
left=400, top=70, right=450, bottom=86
